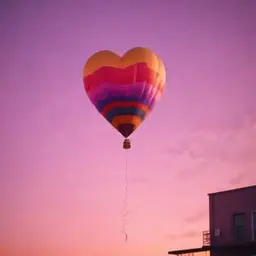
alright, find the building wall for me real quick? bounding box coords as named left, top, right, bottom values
left=209, top=186, right=256, bottom=247
left=211, top=246, right=256, bottom=256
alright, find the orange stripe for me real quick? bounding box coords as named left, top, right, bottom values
left=101, top=101, right=150, bottom=116
left=111, top=115, right=142, bottom=129
left=83, top=47, right=166, bottom=80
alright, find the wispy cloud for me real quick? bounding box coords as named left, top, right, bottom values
left=130, top=177, right=148, bottom=185
left=165, top=230, right=200, bottom=241
left=229, top=172, right=247, bottom=186
left=184, top=209, right=208, bottom=224
left=166, top=110, right=256, bottom=186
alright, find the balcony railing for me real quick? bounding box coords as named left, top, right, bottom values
left=203, top=230, right=211, bottom=247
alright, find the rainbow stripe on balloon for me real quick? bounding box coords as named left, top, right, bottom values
left=83, top=47, right=166, bottom=138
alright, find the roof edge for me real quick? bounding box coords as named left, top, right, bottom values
left=168, top=246, right=210, bottom=254
left=208, top=185, right=256, bottom=196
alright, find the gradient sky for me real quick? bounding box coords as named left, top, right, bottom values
left=1, top=0, right=256, bottom=255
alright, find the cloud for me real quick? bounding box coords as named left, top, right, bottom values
left=166, top=109, right=256, bottom=185
left=229, top=172, right=247, bottom=186
left=165, top=230, right=200, bottom=241
left=162, top=110, right=256, bottom=245
left=130, top=177, right=148, bottom=185
left=184, top=209, right=208, bottom=224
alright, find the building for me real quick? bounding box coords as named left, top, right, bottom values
left=168, top=185, right=256, bottom=256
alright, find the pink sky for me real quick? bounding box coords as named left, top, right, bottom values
left=1, top=0, right=256, bottom=255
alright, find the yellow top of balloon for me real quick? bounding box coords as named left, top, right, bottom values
left=83, top=47, right=166, bottom=84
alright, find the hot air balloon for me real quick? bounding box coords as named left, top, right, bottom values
left=82, top=47, right=166, bottom=149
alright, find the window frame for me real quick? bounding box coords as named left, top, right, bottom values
left=232, top=212, right=246, bottom=242
left=252, top=210, right=256, bottom=241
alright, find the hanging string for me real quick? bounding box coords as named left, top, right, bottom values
left=121, top=150, right=129, bottom=242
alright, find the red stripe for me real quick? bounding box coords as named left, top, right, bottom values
left=83, top=63, right=164, bottom=93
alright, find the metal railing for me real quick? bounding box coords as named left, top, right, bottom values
left=203, top=230, right=210, bottom=246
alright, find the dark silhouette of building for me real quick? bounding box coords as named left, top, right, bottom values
left=168, top=185, right=256, bottom=256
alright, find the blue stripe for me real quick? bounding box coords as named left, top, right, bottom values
left=95, top=96, right=155, bottom=112
left=106, top=107, right=146, bottom=122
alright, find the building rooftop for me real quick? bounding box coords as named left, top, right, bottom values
left=208, top=184, right=256, bottom=196
left=168, top=246, right=210, bottom=254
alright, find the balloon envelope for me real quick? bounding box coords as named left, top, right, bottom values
left=83, top=47, right=166, bottom=138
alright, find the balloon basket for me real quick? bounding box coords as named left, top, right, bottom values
left=123, top=139, right=131, bottom=150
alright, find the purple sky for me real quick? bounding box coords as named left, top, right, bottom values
left=1, top=0, right=256, bottom=255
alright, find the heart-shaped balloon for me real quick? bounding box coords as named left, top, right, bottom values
left=83, top=47, right=166, bottom=138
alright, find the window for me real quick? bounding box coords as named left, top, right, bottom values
left=233, top=213, right=246, bottom=241
left=252, top=211, right=256, bottom=241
